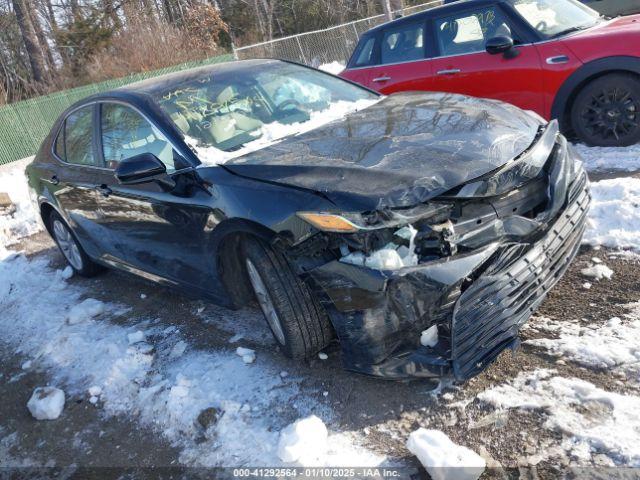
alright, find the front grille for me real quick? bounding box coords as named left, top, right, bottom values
left=450, top=173, right=590, bottom=380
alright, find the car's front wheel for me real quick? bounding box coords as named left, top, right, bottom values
left=571, top=73, right=640, bottom=147
left=242, top=237, right=333, bottom=359
left=49, top=211, right=104, bottom=277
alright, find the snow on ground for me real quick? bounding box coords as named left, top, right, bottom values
left=0, top=249, right=383, bottom=467
left=526, top=303, right=640, bottom=379
left=406, top=429, right=485, bottom=480
left=27, top=387, right=65, bottom=420
left=573, top=142, right=640, bottom=173
left=478, top=369, right=640, bottom=466
left=583, top=177, right=640, bottom=250
left=0, top=167, right=41, bottom=246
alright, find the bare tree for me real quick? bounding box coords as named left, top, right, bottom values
left=11, top=0, right=48, bottom=83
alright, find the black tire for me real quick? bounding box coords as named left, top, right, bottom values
left=49, top=211, right=104, bottom=277
left=570, top=73, right=640, bottom=147
left=242, top=236, right=333, bottom=359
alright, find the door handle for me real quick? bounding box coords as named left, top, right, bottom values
left=50, top=175, right=59, bottom=185
left=437, top=69, right=461, bottom=75
left=96, top=184, right=112, bottom=197
left=372, top=76, right=391, bottom=83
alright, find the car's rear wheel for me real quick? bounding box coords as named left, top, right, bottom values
left=571, top=73, right=640, bottom=147
left=242, top=237, right=333, bottom=359
left=49, top=211, right=104, bottom=277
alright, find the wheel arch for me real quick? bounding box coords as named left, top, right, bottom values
left=551, top=56, right=640, bottom=131
left=39, top=201, right=59, bottom=236
left=214, top=218, right=279, bottom=308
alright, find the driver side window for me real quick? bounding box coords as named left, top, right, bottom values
left=100, top=103, right=175, bottom=172
left=436, top=6, right=518, bottom=57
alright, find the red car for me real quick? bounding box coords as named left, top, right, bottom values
left=340, top=0, right=640, bottom=147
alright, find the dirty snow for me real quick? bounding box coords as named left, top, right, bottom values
left=0, top=250, right=382, bottom=467
left=478, top=369, right=640, bottom=466
left=573, top=142, right=640, bottom=172
left=277, top=415, right=328, bottom=463
left=189, top=98, right=379, bottom=166
left=406, top=428, right=485, bottom=480
left=67, top=298, right=106, bottom=324
left=0, top=167, right=41, bottom=246
left=27, top=387, right=65, bottom=420
left=526, top=303, right=640, bottom=376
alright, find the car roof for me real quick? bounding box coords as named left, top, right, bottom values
left=363, top=0, right=508, bottom=35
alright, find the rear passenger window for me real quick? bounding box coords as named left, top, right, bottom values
left=63, top=106, right=96, bottom=166
left=353, top=36, right=376, bottom=67
left=101, top=103, right=175, bottom=171
left=381, top=23, right=424, bottom=65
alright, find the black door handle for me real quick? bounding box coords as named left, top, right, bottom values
left=96, top=184, right=112, bottom=197
left=50, top=175, right=59, bottom=185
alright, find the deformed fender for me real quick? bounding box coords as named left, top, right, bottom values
left=551, top=56, right=640, bottom=124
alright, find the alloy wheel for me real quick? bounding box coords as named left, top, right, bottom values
left=52, top=219, right=83, bottom=270
left=580, top=86, right=639, bottom=143
left=245, top=258, right=286, bottom=345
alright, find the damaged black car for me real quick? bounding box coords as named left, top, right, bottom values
left=26, top=59, right=590, bottom=381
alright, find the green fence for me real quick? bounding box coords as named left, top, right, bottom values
left=0, top=53, right=233, bottom=166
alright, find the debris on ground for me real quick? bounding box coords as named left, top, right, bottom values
left=580, top=263, right=614, bottom=281
left=277, top=415, right=328, bottom=464
left=235, top=347, right=256, bottom=364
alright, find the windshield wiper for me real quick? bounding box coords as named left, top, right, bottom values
left=548, top=24, right=592, bottom=39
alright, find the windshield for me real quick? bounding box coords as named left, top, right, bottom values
left=509, top=0, right=601, bottom=38
left=151, top=61, right=379, bottom=165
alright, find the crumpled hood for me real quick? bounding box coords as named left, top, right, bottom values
left=221, top=92, right=541, bottom=211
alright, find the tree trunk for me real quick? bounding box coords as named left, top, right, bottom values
left=11, top=0, right=48, bottom=83
left=381, top=0, right=392, bottom=20
left=28, top=0, right=55, bottom=72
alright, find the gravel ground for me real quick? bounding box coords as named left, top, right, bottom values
left=2, top=230, right=639, bottom=478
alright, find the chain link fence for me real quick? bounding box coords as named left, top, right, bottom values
left=234, top=1, right=442, bottom=67
left=0, top=54, right=233, bottom=167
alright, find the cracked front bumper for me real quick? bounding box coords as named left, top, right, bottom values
left=307, top=171, right=591, bottom=380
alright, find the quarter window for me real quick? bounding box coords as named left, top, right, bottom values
left=353, top=36, right=376, bottom=67
left=63, top=106, right=96, bottom=166
left=436, top=7, right=516, bottom=56
left=381, top=23, right=425, bottom=65
left=101, top=103, right=175, bottom=171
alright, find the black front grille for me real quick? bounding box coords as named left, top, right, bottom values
left=450, top=173, right=590, bottom=380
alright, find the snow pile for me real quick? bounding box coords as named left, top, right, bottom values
left=27, top=387, right=65, bottom=420
left=190, top=98, right=379, bottom=166
left=526, top=305, right=640, bottom=375
left=0, top=166, right=42, bottom=247
left=573, top=143, right=640, bottom=172
left=318, top=62, right=345, bottom=75
left=277, top=415, right=328, bottom=464
left=406, top=428, right=485, bottom=480
left=478, top=369, right=640, bottom=466
left=580, top=262, right=614, bottom=281
left=235, top=346, right=256, bottom=364
left=584, top=177, right=640, bottom=250
left=341, top=225, right=419, bottom=270
left=420, top=325, right=439, bottom=348
left=67, top=298, right=105, bottom=324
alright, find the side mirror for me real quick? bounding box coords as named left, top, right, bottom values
left=486, top=35, right=516, bottom=56
left=115, top=153, right=168, bottom=185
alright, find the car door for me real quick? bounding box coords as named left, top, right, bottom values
left=357, top=20, right=434, bottom=94
left=49, top=103, right=107, bottom=259
left=429, top=4, right=545, bottom=114
left=92, top=101, right=214, bottom=288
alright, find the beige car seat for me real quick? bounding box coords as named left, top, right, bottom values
left=208, top=86, right=263, bottom=145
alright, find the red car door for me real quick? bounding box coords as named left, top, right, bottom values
left=429, top=4, right=545, bottom=115
left=342, top=21, right=434, bottom=94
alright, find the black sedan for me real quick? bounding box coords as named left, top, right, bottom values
left=26, top=59, right=590, bottom=381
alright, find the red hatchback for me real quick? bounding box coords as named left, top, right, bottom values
left=340, top=0, right=640, bottom=146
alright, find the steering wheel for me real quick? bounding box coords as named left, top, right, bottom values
left=535, top=20, right=548, bottom=32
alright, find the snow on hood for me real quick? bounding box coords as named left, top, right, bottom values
left=218, top=92, right=542, bottom=210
